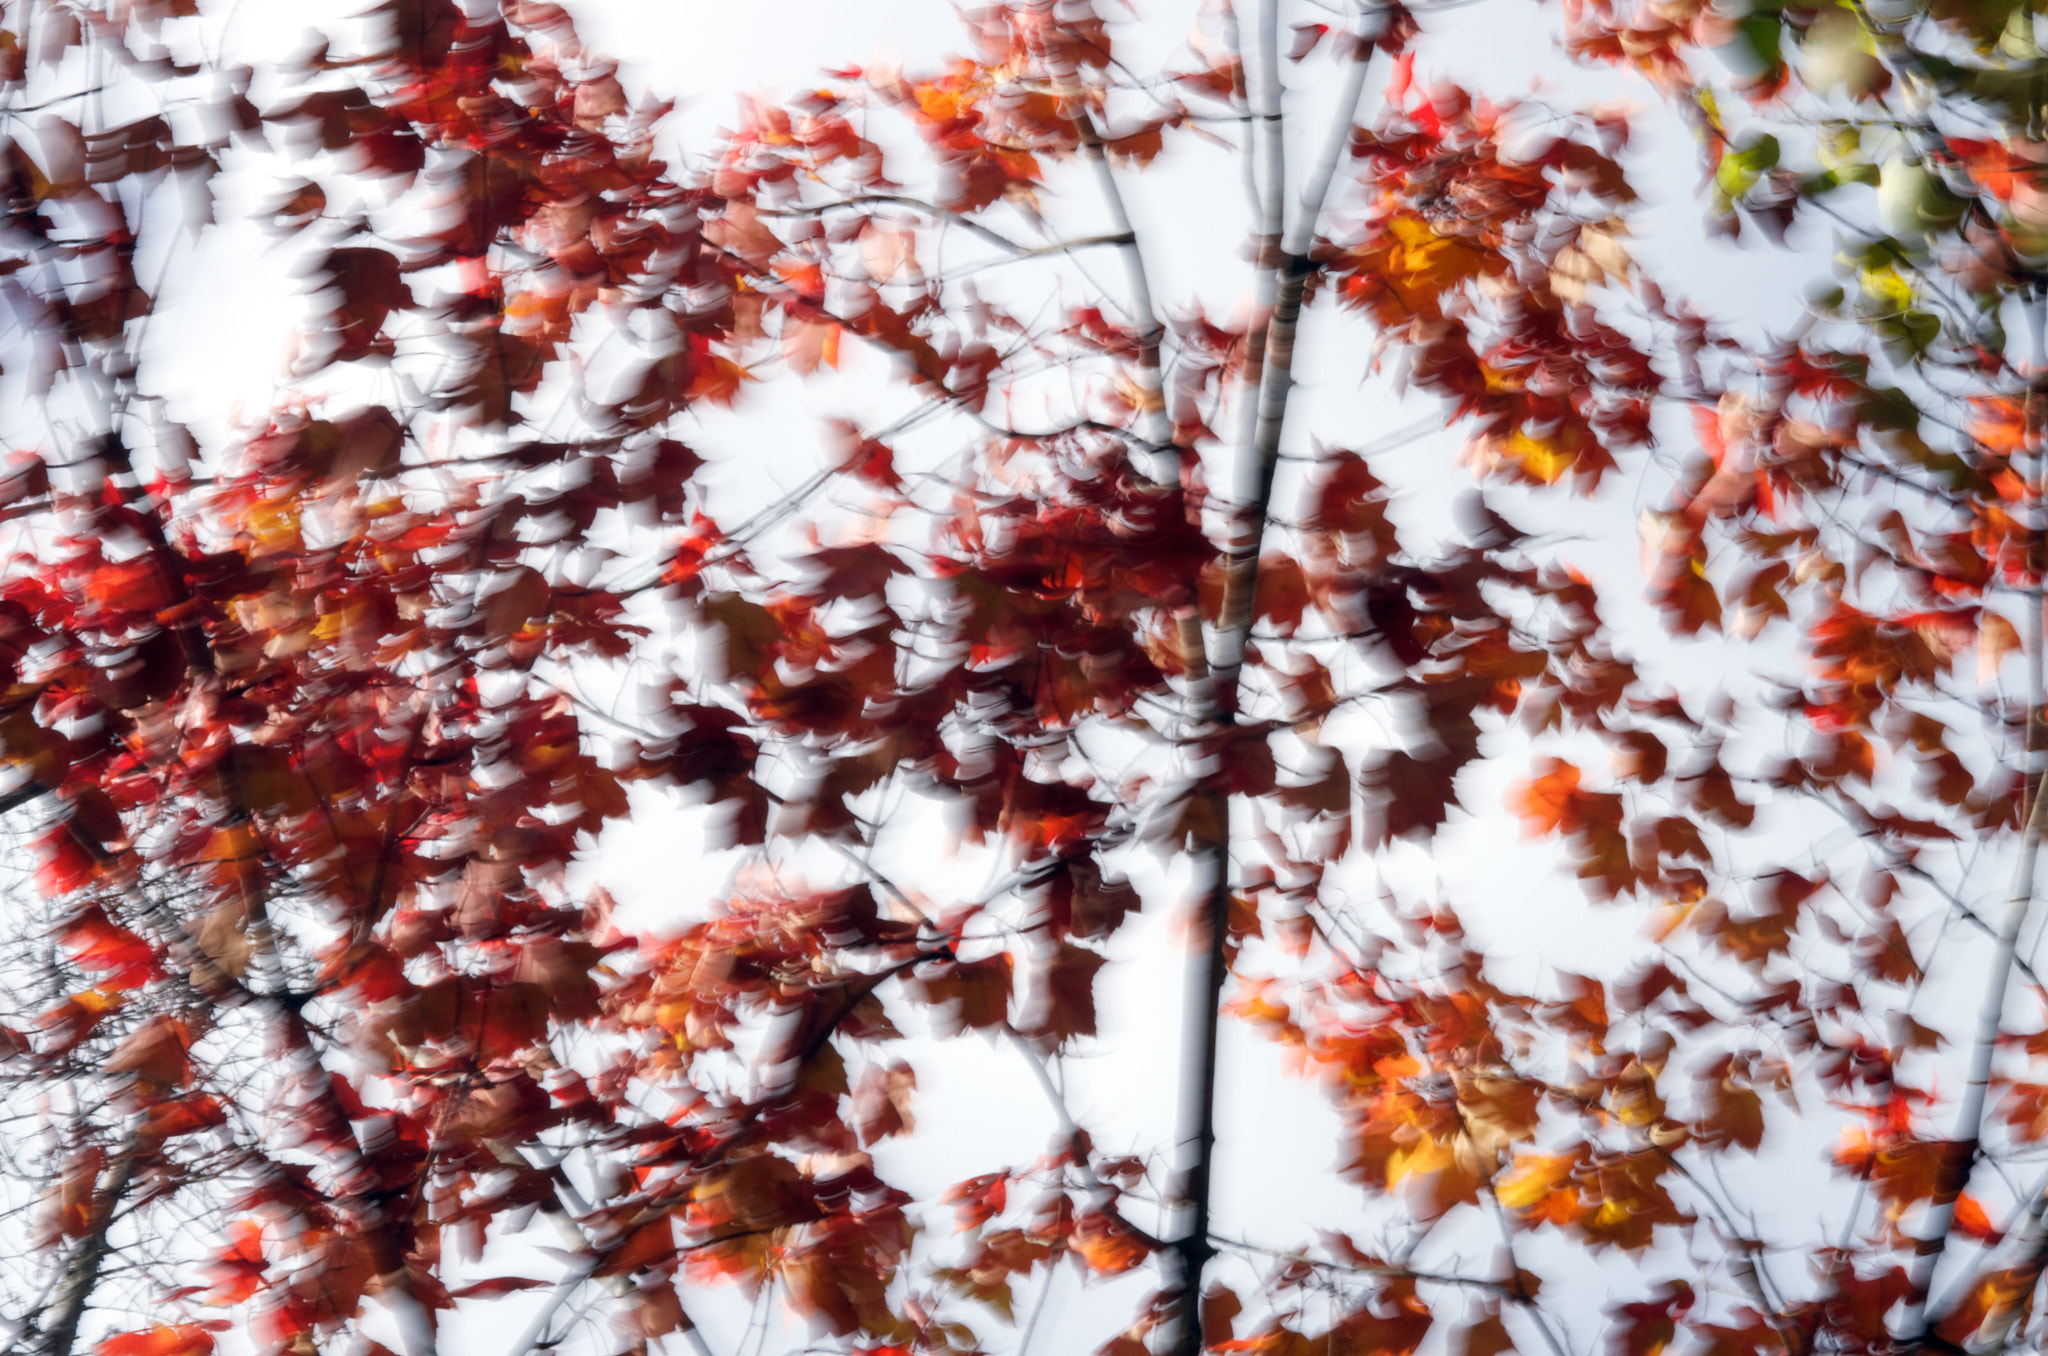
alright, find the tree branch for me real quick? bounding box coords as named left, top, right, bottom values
left=30, top=1145, right=138, bottom=1356
left=1209, top=24, right=1378, bottom=696
left=1910, top=288, right=2048, bottom=1351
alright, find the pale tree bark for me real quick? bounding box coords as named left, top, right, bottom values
left=500, top=1148, right=717, bottom=1356
left=1911, top=288, right=2048, bottom=1352
left=1164, top=10, right=1379, bottom=1355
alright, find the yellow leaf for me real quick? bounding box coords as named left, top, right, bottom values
left=245, top=499, right=302, bottom=556
left=1858, top=263, right=1913, bottom=312
left=1385, top=1132, right=1457, bottom=1189
left=1386, top=213, right=1482, bottom=299
left=1506, top=422, right=1590, bottom=483
left=1496, top=1153, right=1575, bottom=1210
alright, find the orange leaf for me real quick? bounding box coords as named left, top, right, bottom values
left=942, top=1173, right=1007, bottom=1232
left=1980, top=613, right=2021, bottom=684
left=201, top=1220, right=266, bottom=1303
left=783, top=318, right=842, bottom=374
left=685, top=352, right=751, bottom=407
left=1973, top=396, right=2029, bottom=454
left=1954, top=1193, right=2005, bottom=1245
left=595, top=1216, right=672, bottom=1277
left=86, top=557, right=171, bottom=614
left=1507, top=758, right=1581, bottom=836
left=1071, top=1212, right=1149, bottom=1275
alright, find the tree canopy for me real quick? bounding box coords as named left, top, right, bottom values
left=3, top=0, right=2048, bottom=1354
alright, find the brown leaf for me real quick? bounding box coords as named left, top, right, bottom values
left=1201, top=1285, right=1243, bottom=1346
left=852, top=1060, right=916, bottom=1145
left=105, top=1016, right=192, bottom=1086
left=1460, top=1313, right=1515, bottom=1356
left=478, top=566, right=551, bottom=640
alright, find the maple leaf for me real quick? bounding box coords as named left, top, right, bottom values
left=943, top=1174, right=1008, bottom=1233
left=1071, top=1211, right=1150, bottom=1275
left=447, top=1277, right=549, bottom=1298
left=104, top=1016, right=192, bottom=1086
left=1952, top=1194, right=2004, bottom=1245
left=1508, top=758, right=1582, bottom=836
left=1497, top=1153, right=1577, bottom=1214
left=1610, top=1283, right=1693, bottom=1356
left=852, top=1061, right=917, bottom=1145
left=60, top=908, right=155, bottom=990
left=1693, top=1068, right=1766, bottom=1152
left=596, top=1217, right=674, bottom=1278
left=1459, top=1314, right=1514, bottom=1356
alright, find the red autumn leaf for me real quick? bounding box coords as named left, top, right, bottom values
left=1025, top=942, right=1106, bottom=1042
left=477, top=565, right=551, bottom=640
left=1611, top=1282, right=1694, bottom=1356
left=98, top=1327, right=215, bottom=1356
left=1201, top=1286, right=1244, bottom=1347
left=1654, top=558, right=1723, bottom=636
left=37, top=989, right=120, bottom=1053
left=783, top=318, right=842, bottom=374
left=1288, top=22, right=1332, bottom=59
left=852, top=1060, right=917, bottom=1145
left=201, top=1220, right=267, bottom=1304
left=60, top=908, right=155, bottom=990
left=85, top=557, right=171, bottom=614
left=684, top=350, right=751, bottom=407
left=595, top=1217, right=673, bottom=1277
left=38, top=830, right=103, bottom=900
left=838, top=429, right=902, bottom=489
left=1461, top=1314, right=1515, bottom=1356
left=629, top=1278, right=686, bottom=1338
left=914, top=953, right=1014, bottom=1033
left=447, top=1277, right=549, bottom=1298
left=139, top=1095, right=227, bottom=1139
left=1255, top=554, right=1311, bottom=634
left=943, top=1173, right=1008, bottom=1232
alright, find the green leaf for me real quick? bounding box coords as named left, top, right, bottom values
left=1714, top=132, right=1781, bottom=210
left=1726, top=13, right=1786, bottom=84
left=1877, top=157, right=1966, bottom=238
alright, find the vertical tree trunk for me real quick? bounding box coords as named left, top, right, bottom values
left=35, top=1148, right=138, bottom=1356
left=1171, top=788, right=1236, bottom=1356
left=1913, top=286, right=2048, bottom=1348
left=1166, top=23, right=1379, bottom=1356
